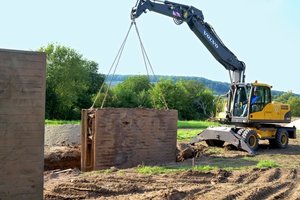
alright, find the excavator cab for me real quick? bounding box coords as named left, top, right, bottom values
left=216, top=82, right=290, bottom=124
left=229, top=82, right=291, bottom=124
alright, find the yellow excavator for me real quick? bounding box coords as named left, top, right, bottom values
left=131, top=0, right=296, bottom=154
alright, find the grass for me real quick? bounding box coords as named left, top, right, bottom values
left=177, top=129, right=202, bottom=141
left=136, top=165, right=218, bottom=174
left=45, top=119, right=80, bottom=125
left=136, top=158, right=280, bottom=175
left=256, top=160, right=279, bottom=168
left=177, top=120, right=218, bottom=141
left=178, top=120, right=218, bottom=129
left=204, top=147, right=224, bottom=155
left=136, top=166, right=180, bottom=174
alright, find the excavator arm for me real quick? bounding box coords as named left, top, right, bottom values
left=131, top=0, right=246, bottom=83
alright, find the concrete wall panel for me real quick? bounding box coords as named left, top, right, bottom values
left=82, top=108, right=177, bottom=171
left=0, top=49, right=45, bottom=200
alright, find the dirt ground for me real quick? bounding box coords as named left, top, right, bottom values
left=44, top=134, right=300, bottom=200
left=44, top=167, right=300, bottom=200
left=44, top=146, right=81, bottom=170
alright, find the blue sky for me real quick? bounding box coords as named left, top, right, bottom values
left=1, top=0, right=299, bottom=93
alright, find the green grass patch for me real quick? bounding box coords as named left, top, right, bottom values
left=136, top=165, right=219, bottom=175
left=256, top=160, right=279, bottom=168
left=136, top=166, right=180, bottom=174
left=177, top=129, right=202, bottom=141
left=204, top=147, right=224, bottom=155
left=192, top=165, right=218, bottom=171
left=45, top=119, right=80, bottom=125
left=177, top=120, right=218, bottom=129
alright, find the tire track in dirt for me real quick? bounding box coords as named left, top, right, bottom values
left=286, top=169, right=300, bottom=200
left=245, top=182, right=290, bottom=200
left=206, top=168, right=298, bottom=200
left=44, top=168, right=300, bottom=200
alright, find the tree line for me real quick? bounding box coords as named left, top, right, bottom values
left=107, top=75, right=231, bottom=95
left=93, top=76, right=215, bottom=120
left=41, top=44, right=300, bottom=120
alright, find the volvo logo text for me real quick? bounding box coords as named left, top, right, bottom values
left=204, top=30, right=219, bottom=49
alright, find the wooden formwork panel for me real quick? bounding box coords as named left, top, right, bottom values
left=81, top=108, right=178, bottom=171
left=0, top=49, right=46, bottom=200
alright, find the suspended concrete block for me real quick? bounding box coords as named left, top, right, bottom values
left=81, top=108, right=178, bottom=171
left=0, top=49, right=46, bottom=199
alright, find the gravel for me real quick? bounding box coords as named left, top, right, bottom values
left=45, top=124, right=81, bottom=146
left=287, top=119, right=300, bottom=130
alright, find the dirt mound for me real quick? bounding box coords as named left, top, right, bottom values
left=44, top=168, right=300, bottom=199
left=44, top=146, right=81, bottom=170
left=177, top=143, right=208, bottom=161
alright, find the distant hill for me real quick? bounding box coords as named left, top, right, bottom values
left=105, top=74, right=286, bottom=96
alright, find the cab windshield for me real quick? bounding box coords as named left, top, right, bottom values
left=232, top=85, right=251, bottom=117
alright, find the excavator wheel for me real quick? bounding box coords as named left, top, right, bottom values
left=205, top=140, right=225, bottom=147
left=269, top=129, right=289, bottom=149
left=242, top=129, right=259, bottom=151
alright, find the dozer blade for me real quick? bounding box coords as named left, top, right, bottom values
left=190, top=127, right=255, bottom=155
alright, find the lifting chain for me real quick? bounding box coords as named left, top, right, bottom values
left=90, top=21, right=168, bottom=110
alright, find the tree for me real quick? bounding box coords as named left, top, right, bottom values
left=150, top=79, right=214, bottom=120
left=109, top=75, right=152, bottom=108
left=150, top=79, right=186, bottom=114
left=274, top=91, right=294, bottom=103
left=179, top=80, right=214, bottom=119
left=288, top=97, right=300, bottom=117
left=93, top=76, right=215, bottom=120
left=40, top=43, right=104, bottom=119
left=274, top=91, right=300, bottom=117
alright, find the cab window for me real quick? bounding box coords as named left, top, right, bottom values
left=250, top=86, right=271, bottom=113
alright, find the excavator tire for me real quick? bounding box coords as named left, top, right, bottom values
left=269, top=129, right=289, bottom=149
left=242, top=129, right=259, bottom=151
left=205, top=140, right=225, bottom=147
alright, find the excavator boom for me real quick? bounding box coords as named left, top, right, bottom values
left=131, top=0, right=246, bottom=83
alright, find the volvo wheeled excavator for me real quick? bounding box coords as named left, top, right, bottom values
left=131, top=0, right=296, bottom=154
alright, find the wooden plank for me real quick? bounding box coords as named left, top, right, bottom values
left=81, top=109, right=87, bottom=172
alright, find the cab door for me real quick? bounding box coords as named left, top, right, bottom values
left=232, top=85, right=249, bottom=117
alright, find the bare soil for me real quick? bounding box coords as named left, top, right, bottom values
left=44, top=167, right=300, bottom=200
left=44, top=146, right=81, bottom=170
left=43, top=122, right=300, bottom=200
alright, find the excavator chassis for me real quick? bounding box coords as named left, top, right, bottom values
left=190, top=127, right=256, bottom=154
left=190, top=125, right=296, bottom=155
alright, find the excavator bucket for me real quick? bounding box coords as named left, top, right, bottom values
left=190, top=127, right=256, bottom=155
